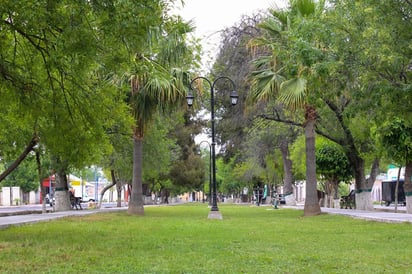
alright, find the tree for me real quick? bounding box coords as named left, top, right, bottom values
left=215, top=157, right=250, bottom=202
left=0, top=136, right=39, bottom=183
left=243, top=121, right=296, bottom=203
left=315, top=138, right=352, bottom=207
left=313, top=0, right=412, bottom=210
left=0, top=1, right=129, bottom=211
left=1, top=154, right=39, bottom=198
left=212, top=14, right=263, bottom=162
left=100, top=112, right=180, bottom=207
left=126, top=17, right=197, bottom=215
left=380, top=118, right=412, bottom=213
left=249, top=0, right=411, bottom=212
left=212, top=14, right=301, bottom=205
left=143, top=115, right=182, bottom=193
left=167, top=110, right=206, bottom=195
left=290, top=134, right=353, bottom=208
left=249, top=0, right=326, bottom=216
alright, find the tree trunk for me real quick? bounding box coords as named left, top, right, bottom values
left=280, top=140, right=296, bottom=205
left=325, top=99, right=375, bottom=210
left=352, top=156, right=367, bottom=209
left=113, top=170, right=122, bottom=208
left=0, top=136, right=38, bottom=182
left=35, top=149, right=48, bottom=213
left=353, top=157, right=378, bottom=211
left=404, top=162, right=412, bottom=213
left=304, top=118, right=321, bottom=216
left=346, top=151, right=367, bottom=210
left=324, top=181, right=334, bottom=208
left=54, top=170, right=71, bottom=212
left=332, top=181, right=340, bottom=208
left=98, top=179, right=116, bottom=209
left=128, top=136, right=145, bottom=215
left=117, top=184, right=123, bottom=207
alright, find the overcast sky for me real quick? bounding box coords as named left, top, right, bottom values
left=172, top=1, right=288, bottom=144
left=172, top=0, right=287, bottom=71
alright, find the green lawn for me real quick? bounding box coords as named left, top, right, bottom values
left=0, top=204, right=411, bottom=273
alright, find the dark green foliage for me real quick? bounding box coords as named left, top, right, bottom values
left=316, top=139, right=352, bottom=183
left=380, top=118, right=412, bottom=164
left=1, top=155, right=39, bottom=192
left=0, top=0, right=131, bottom=173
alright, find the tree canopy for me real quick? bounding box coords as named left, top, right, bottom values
left=2, top=0, right=412, bottom=214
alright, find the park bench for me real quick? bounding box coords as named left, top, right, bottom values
left=340, top=189, right=355, bottom=209
left=70, top=192, right=83, bottom=210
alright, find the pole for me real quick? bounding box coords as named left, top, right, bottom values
left=198, top=141, right=212, bottom=206
left=188, top=76, right=237, bottom=219
left=208, top=147, right=212, bottom=206
left=49, top=174, right=52, bottom=205
left=210, top=81, right=218, bottom=211
left=95, top=168, right=98, bottom=202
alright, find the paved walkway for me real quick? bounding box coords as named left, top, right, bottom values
left=1, top=204, right=412, bottom=229
left=324, top=207, right=412, bottom=223
left=0, top=206, right=127, bottom=230
left=286, top=205, right=412, bottom=223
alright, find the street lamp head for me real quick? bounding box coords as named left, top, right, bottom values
left=230, top=90, right=239, bottom=106
left=186, top=91, right=195, bottom=107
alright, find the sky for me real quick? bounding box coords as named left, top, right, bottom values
left=172, top=0, right=288, bottom=144
left=172, top=0, right=287, bottom=71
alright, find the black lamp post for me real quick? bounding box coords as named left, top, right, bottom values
left=198, top=140, right=212, bottom=206
left=186, top=76, right=238, bottom=218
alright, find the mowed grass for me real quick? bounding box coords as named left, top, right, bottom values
left=0, top=204, right=411, bottom=273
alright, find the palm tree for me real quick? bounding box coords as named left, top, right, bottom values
left=249, top=0, right=325, bottom=216
left=127, top=19, right=194, bottom=215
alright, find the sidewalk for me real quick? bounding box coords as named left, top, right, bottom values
left=0, top=205, right=127, bottom=230
left=322, top=207, right=412, bottom=223
left=284, top=204, right=412, bottom=224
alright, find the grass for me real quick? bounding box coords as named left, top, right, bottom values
left=1, top=204, right=411, bottom=273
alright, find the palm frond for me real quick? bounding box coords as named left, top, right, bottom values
left=250, top=69, right=285, bottom=102
left=258, top=16, right=283, bottom=35
left=291, top=0, right=316, bottom=17
left=269, top=9, right=289, bottom=28
left=251, top=55, right=273, bottom=70
left=278, top=77, right=307, bottom=111
left=144, top=74, right=180, bottom=106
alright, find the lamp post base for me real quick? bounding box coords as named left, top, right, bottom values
left=208, top=210, right=223, bottom=220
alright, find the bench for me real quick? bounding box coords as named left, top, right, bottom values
left=70, top=192, right=83, bottom=210
left=340, top=190, right=355, bottom=209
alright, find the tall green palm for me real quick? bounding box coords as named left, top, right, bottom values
left=249, top=0, right=325, bottom=216
left=127, top=18, right=194, bottom=215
